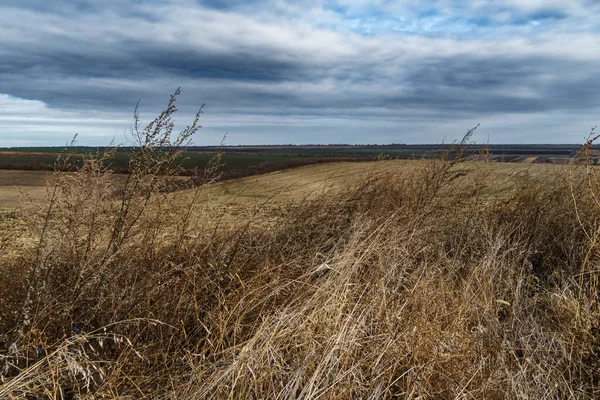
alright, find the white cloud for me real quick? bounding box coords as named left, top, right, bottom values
left=0, top=94, right=131, bottom=146
left=0, top=94, right=48, bottom=116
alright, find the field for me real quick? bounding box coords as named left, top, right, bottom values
left=0, top=148, right=365, bottom=180
left=0, top=163, right=354, bottom=209
left=0, top=143, right=589, bottom=178
left=2, top=138, right=600, bottom=398
left=0, top=170, right=50, bottom=209
left=0, top=160, right=569, bottom=210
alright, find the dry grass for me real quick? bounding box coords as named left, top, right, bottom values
left=0, top=170, right=53, bottom=209
left=1, top=96, right=599, bottom=398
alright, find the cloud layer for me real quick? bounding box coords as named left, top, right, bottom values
left=1, top=0, right=598, bottom=145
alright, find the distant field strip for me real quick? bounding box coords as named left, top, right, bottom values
left=0, top=160, right=573, bottom=210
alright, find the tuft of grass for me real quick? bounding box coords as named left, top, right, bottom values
left=1, top=98, right=599, bottom=398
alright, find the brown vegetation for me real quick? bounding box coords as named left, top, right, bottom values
left=0, top=96, right=599, bottom=398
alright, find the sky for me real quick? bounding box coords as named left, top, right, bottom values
left=0, top=0, right=599, bottom=146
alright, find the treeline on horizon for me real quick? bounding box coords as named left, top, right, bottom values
left=0, top=143, right=591, bottom=151
left=0, top=143, right=586, bottom=159
left=0, top=143, right=594, bottom=179
left=0, top=149, right=375, bottom=182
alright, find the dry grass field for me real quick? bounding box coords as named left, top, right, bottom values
left=0, top=170, right=53, bottom=209
left=1, top=107, right=599, bottom=398
left=0, top=160, right=570, bottom=209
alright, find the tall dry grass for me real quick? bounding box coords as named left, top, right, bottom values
left=0, top=96, right=599, bottom=398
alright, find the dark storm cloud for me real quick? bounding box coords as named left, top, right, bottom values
left=395, top=57, right=600, bottom=113
left=2, top=28, right=596, bottom=115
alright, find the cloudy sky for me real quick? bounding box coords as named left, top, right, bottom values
left=0, top=0, right=598, bottom=146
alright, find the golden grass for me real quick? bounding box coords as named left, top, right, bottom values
left=0, top=160, right=572, bottom=210
left=0, top=97, right=598, bottom=398
left=0, top=170, right=53, bottom=209
left=0, top=155, right=597, bottom=398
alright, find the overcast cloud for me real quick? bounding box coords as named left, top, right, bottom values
left=0, top=0, right=598, bottom=145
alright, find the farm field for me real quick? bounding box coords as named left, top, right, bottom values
left=0, top=148, right=371, bottom=179
left=0, top=144, right=588, bottom=219
left=0, top=160, right=572, bottom=210
left=0, top=143, right=588, bottom=176
left=1, top=149, right=599, bottom=398
left=0, top=170, right=51, bottom=209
